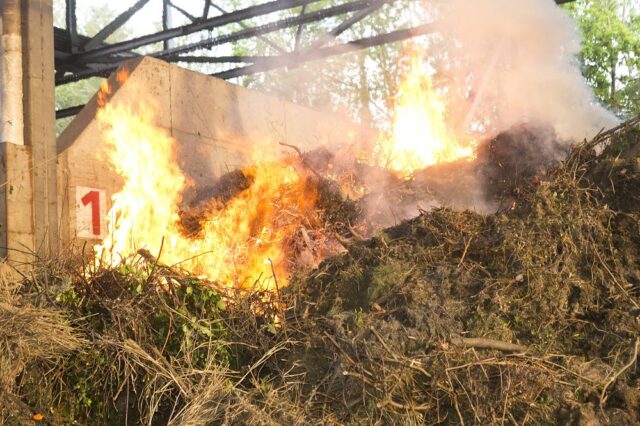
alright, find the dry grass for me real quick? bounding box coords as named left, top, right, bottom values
left=1, top=118, right=639, bottom=425
left=0, top=263, right=85, bottom=422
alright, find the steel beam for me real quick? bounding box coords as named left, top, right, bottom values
left=56, top=104, right=84, bottom=119
left=169, top=1, right=197, bottom=22
left=56, top=22, right=433, bottom=118
left=157, top=0, right=380, bottom=60
left=65, top=0, right=78, bottom=52
left=73, top=0, right=323, bottom=63
left=83, top=0, right=151, bottom=51
left=55, top=54, right=269, bottom=86
left=163, top=0, right=170, bottom=49
left=214, top=23, right=434, bottom=80
left=54, top=0, right=577, bottom=119
left=301, top=0, right=388, bottom=52
left=174, top=55, right=271, bottom=63
left=208, top=2, right=286, bottom=54
left=293, top=4, right=308, bottom=51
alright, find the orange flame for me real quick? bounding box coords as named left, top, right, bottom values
left=376, top=52, right=474, bottom=175
left=94, top=95, right=318, bottom=290
left=97, top=68, right=130, bottom=107
left=92, top=51, right=474, bottom=290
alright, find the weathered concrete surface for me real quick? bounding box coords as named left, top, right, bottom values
left=0, top=144, right=35, bottom=266
left=0, top=0, right=57, bottom=264
left=57, top=57, right=373, bottom=248
left=25, top=0, right=58, bottom=258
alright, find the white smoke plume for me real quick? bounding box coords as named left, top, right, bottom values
left=430, top=0, right=619, bottom=142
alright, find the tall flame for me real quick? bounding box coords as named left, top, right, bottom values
left=93, top=49, right=475, bottom=290
left=376, top=52, right=474, bottom=175
left=94, top=95, right=317, bottom=290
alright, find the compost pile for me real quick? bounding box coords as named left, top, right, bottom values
left=2, top=119, right=640, bottom=425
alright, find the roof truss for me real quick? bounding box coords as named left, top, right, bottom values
left=55, top=0, right=575, bottom=119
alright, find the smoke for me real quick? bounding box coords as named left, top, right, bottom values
left=192, top=0, right=623, bottom=232
left=431, top=0, right=619, bottom=142
left=346, top=0, right=623, bottom=225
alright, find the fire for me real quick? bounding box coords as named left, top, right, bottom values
left=97, top=68, right=129, bottom=107
left=92, top=48, right=474, bottom=291
left=376, top=52, right=474, bottom=175
left=94, top=95, right=317, bottom=291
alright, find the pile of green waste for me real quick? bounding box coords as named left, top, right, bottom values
left=1, top=118, right=639, bottom=425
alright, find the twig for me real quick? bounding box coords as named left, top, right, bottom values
left=348, top=224, right=366, bottom=242
left=444, top=365, right=466, bottom=426
left=451, top=336, right=527, bottom=353
left=145, top=236, right=165, bottom=285
left=324, top=331, right=357, bottom=366
left=279, top=142, right=323, bottom=179
left=369, top=326, right=431, bottom=377
left=599, top=338, right=639, bottom=410
left=267, top=258, right=288, bottom=339
left=457, top=237, right=473, bottom=268
left=376, top=398, right=430, bottom=412
left=334, top=232, right=354, bottom=247
left=42, top=267, right=55, bottom=305
left=592, top=247, right=640, bottom=310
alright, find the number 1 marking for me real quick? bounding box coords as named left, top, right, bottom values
left=81, top=190, right=101, bottom=236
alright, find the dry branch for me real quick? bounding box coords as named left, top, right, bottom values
left=451, top=336, right=527, bottom=353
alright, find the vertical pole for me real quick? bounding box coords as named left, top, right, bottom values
left=66, top=0, right=78, bottom=53
left=0, top=0, right=61, bottom=264
left=24, top=0, right=58, bottom=259
left=0, top=0, right=31, bottom=262
left=1, top=0, right=24, bottom=147
left=203, top=0, right=211, bottom=20
left=163, top=0, right=171, bottom=50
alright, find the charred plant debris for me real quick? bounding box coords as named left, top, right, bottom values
left=1, top=118, right=640, bottom=425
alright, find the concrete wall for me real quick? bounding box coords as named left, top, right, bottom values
left=0, top=144, right=35, bottom=264
left=57, top=57, right=372, bottom=247
left=0, top=0, right=56, bottom=265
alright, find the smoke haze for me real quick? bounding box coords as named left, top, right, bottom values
left=431, top=0, right=619, bottom=142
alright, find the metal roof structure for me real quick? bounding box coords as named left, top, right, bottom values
left=55, top=0, right=576, bottom=119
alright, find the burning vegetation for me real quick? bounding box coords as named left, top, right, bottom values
left=2, top=118, right=639, bottom=424
left=2, top=0, right=639, bottom=423
left=90, top=48, right=483, bottom=295
left=375, top=52, right=475, bottom=174
left=94, top=97, right=323, bottom=291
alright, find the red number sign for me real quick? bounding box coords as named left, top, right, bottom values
left=81, top=190, right=101, bottom=236
left=76, top=186, right=106, bottom=239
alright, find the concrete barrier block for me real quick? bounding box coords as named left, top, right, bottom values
left=170, top=65, right=287, bottom=145
left=56, top=58, right=373, bottom=248
left=173, top=129, right=248, bottom=202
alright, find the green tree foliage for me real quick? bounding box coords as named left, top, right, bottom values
left=565, top=0, right=640, bottom=116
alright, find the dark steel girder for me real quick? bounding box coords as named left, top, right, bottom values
left=214, top=23, right=434, bottom=79
left=300, top=0, right=389, bottom=53
left=55, top=0, right=577, bottom=119
left=156, top=0, right=384, bottom=60
left=56, top=0, right=576, bottom=79
left=83, top=0, right=151, bottom=51
left=55, top=0, right=385, bottom=85
left=65, top=0, right=78, bottom=52
left=208, top=2, right=286, bottom=54
left=55, top=54, right=271, bottom=86
left=168, top=0, right=197, bottom=22
left=55, top=23, right=432, bottom=120
left=71, top=0, right=323, bottom=63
